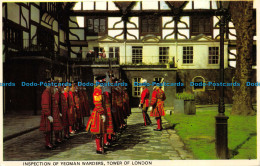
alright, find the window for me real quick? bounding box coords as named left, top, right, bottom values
left=154, top=77, right=164, bottom=91
left=159, top=47, right=169, bottom=63
left=109, top=47, right=120, bottom=58
left=87, top=18, right=106, bottom=35
left=5, top=25, right=23, bottom=50
left=93, top=47, right=104, bottom=58
left=208, top=47, right=219, bottom=64
left=191, top=16, right=212, bottom=36
left=132, top=77, right=142, bottom=97
left=141, top=16, right=160, bottom=35
left=132, top=46, right=143, bottom=64
left=38, top=27, right=54, bottom=51
left=183, top=46, right=193, bottom=64
left=192, top=76, right=205, bottom=92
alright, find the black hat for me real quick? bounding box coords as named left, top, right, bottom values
left=109, top=74, right=114, bottom=78
left=45, top=78, right=52, bottom=83
left=114, top=78, right=119, bottom=83
left=96, top=76, right=106, bottom=83
left=74, top=81, right=79, bottom=86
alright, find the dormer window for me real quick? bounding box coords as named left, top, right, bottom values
left=191, top=15, right=212, bottom=36
left=86, top=17, right=107, bottom=35
left=140, top=16, right=161, bottom=35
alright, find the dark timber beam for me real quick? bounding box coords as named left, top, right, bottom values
left=69, top=10, right=219, bottom=17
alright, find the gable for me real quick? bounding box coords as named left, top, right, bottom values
left=141, top=35, right=160, bottom=43
left=96, top=35, right=120, bottom=42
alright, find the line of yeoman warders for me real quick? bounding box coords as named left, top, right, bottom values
left=39, top=72, right=131, bottom=154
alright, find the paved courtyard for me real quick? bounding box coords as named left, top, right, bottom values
left=4, top=108, right=193, bottom=160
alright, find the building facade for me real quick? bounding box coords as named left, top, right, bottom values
left=2, top=1, right=256, bottom=114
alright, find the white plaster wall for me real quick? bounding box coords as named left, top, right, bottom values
left=83, top=1, right=94, bottom=10
left=23, top=31, right=29, bottom=48
left=30, top=25, right=37, bottom=43
left=143, top=45, right=158, bottom=64
left=31, top=5, right=40, bottom=23
left=108, top=17, right=123, bottom=28
left=52, top=20, right=58, bottom=32
left=127, top=30, right=139, bottom=40
left=162, top=17, right=174, bottom=28
left=69, top=29, right=84, bottom=40
left=54, top=35, right=58, bottom=51
left=125, top=45, right=133, bottom=64
left=59, top=30, right=65, bottom=43
left=177, top=43, right=228, bottom=69
left=7, top=3, right=19, bottom=24
left=41, top=21, right=52, bottom=29
left=69, top=16, right=79, bottom=28
left=2, top=5, right=6, bottom=18
left=108, top=30, right=124, bottom=39
left=127, top=17, right=139, bottom=28
left=71, top=46, right=80, bottom=58
left=21, top=6, right=29, bottom=28
left=162, top=29, right=175, bottom=39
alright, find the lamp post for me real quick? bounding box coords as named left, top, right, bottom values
left=215, top=1, right=230, bottom=159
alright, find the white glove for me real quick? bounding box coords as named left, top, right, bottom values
left=101, top=115, right=106, bottom=122
left=48, top=116, right=53, bottom=123
left=148, top=106, right=153, bottom=112
left=138, top=104, right=141, bottom=108
left=60, top=113, right=62, bottom=117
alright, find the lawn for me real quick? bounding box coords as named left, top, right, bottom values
left=164, top=105, right=257, bottom=159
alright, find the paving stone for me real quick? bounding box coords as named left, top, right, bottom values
left=4, top=108, right=194, bottom=160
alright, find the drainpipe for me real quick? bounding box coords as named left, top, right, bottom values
left=124, top=41, right=126, bottom=64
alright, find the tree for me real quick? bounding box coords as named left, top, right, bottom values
left=229, top=1, right=256, bottom=115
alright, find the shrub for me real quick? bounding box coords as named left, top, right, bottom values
left=176, top=92, right=195, bottom=100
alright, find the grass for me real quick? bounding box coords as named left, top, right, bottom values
left=164, top=106, right=257, bottom=159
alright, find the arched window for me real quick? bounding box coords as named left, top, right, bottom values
left=192, top=76, right=205, bottom=92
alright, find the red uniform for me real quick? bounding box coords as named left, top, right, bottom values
left=40, top=90, right=63, bottom=132
left=103, top=91, right=114, bottom=134
left=64, top=91, right=76, bottom=126
left=53, top=92, right=64, bottom=132
left=55, top=91, right=69, bottom=127
left=123, top=90, right=131, bottom=116
left=103, top=91, right=114, bottom=145
left=86, top=86, right=104, bottom=134
left=40, top=89, right=63, bottom=147
left=111, top=87, right=120, bottom=132
left=140, top=87, right=152, bottom=126
left=40, top=89, right=52, bottom=132
left=115, top=87, right=125, bottom=126
left=74, top=92, right=81, bottom=119
left=86, top=86, right=105, bottom=152
left=140, top=88, right=150, bottom=107
left=150, top=87, right=166, bottom=130
left=59, top=91, right=69, bottom=138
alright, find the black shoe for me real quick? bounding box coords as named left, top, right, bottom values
left=96, top=150, right=103, bottom=154
left=45, top=145, right=53, bottom=150
left=153, top=128, right=162, bottom=131
left=104, top=142, right=111, bottom=147
left=55, top=140, right=62, bottom=145
left=52, top=144, right=58, bottom=148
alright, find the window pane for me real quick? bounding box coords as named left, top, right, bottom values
left=94, top=19, right=99, bottom=33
